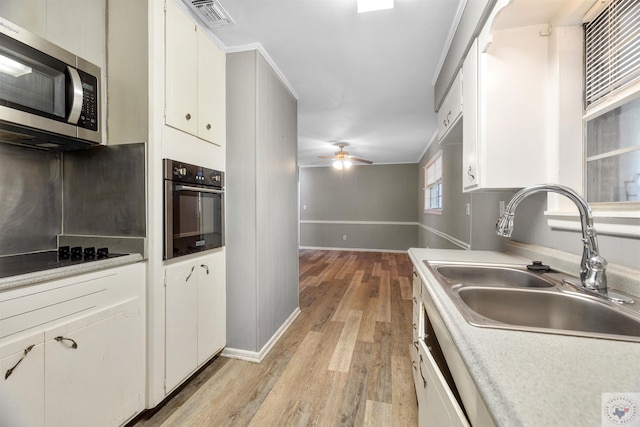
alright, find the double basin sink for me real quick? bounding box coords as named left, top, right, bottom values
left=424, top=261, right=640, bottom=343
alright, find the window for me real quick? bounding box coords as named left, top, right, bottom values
left=586, top=96, right=640, bottom=203
left=424, top=151, right=442, bottom=213
left=584, top=0, right=640, bottom=205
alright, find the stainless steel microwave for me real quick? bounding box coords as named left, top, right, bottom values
left=0, top=16, right=101, bottom=150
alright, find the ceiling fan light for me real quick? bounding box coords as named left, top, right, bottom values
left=343, top=160, right=352, bottom=169
left=333, top=160, right=343, bottom=170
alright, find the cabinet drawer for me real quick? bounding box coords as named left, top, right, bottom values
left=438, top=71, right=462, bottom=141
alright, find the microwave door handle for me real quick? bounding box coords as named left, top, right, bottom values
left=175, top=185, right=224, bottom=194
left=66, top=66, right=83, bottom=124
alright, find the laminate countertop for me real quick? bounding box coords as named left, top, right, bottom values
left=0, top=253, right=144, bottom=292
left=408, top=248, right=640, bottom=427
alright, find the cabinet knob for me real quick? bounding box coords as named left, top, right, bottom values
left=206, top=123, right=212, bottom=130
left=185, top=113, right=192, bottom=121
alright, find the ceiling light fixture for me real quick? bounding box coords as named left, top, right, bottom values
left=333, top=159, right=353, bottom=170
left=357, top=0, right=393, bottom=13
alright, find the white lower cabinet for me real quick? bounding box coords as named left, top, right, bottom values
left=0, top=334, right=45, bottom=427
left=165, top=249, right=225, bottom=393
left=412, top=269, right=469, bottom=427
left=418, top=343, right=469, bottom=427
left=0, top=263, right=145, bottom=427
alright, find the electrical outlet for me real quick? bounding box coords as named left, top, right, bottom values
left=466, top=203, right=470, bottom=216
left=499, top=200, right=505, bottom=215
left=342, top=235, right=347, bottom=241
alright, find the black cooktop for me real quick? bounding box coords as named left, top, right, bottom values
left=0, top=246, right=126, bottom=279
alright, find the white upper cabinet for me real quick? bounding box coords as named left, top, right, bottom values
left=462, top=2, right=551, bottom=191
left=165, top=0, right=226, bottom=146
left=438, top=71, right=463, bottom=142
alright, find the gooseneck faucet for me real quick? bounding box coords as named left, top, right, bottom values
left=496, top=184, right=608, bottom=293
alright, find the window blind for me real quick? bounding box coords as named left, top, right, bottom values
left=585, top=0, right=640, bottom=107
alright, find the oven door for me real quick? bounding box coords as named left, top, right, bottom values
left=164, top=181, right=224, bottom=260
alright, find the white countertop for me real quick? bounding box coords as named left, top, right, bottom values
left=0, top=253, right=144, bottom=292
left=409, top=248, right=640, bottom=427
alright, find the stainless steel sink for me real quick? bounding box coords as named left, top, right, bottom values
left=433, top=265, right=554, bottom=288
left=424, top=261, right=640, bottom=342
left=458, top=287, right=640, bottom=340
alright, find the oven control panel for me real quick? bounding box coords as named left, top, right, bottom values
left=163, top=159, right=224, bottom=188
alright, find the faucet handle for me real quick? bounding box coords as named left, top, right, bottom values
left=583, top=255, right=608, bottom=291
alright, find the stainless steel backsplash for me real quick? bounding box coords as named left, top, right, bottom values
left=0, top=142, right=146, bottom=257
left=0, top=144, right=62, bottom=255
left=63, top=143, right=146, bottom=237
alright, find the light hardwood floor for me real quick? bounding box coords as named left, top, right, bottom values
left=130, top=250, right=418, bottom=426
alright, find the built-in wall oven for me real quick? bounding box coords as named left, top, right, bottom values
left=164, top=159, right=224, bottom=260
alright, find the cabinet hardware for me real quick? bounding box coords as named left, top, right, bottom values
left=206, top=123, right=211, bottom=130
left=186, top=266, right=195, bottom=282
left=418, top=354, right=427, bottom=388
left=413, top=341, right=419, bottom=351
left=200, top=264, right=209, bottom=275
left=412, top=323, right=417, bottom=330
left=185, top=113, right=192, bottom=121
left=412, top=360, right=417, bottom=371
left=54, top=336, right=78, bottom=349
left=4, top=344, right=35, bottom=380
left=467, top=166, right=475, bottom=180
left=413, top=297, right=417, bottom=304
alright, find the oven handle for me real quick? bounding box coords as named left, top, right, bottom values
left=175, top=185, right=224, bottom=194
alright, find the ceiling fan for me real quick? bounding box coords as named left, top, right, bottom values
left=318, top=143, right=373, bottom=170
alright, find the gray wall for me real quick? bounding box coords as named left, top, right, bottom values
left=299, top=163, right=418, bottom=251
left=509, top=193, right=640, bottom=269
left=417, top=126, right=511, bottom=251
left=226, top=50, right=299, bottom=353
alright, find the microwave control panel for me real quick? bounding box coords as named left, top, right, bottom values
left=77, top=69, right=99, bottom=132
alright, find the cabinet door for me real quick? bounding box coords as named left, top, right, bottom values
left=197, top=251, right=226, bottom=365
left=438, top=71, right=462, bottom=141
left=197, top=31, right=226, bottom=145
left=165, top=0, right=198, bottom=135
left=420, top=345, right=469, bottom=427
left=462, top=38, right=479, bottom=191
left=0, top=334, right=45, bottom=427
left=165, top=262, right=198, bottom=392
left=44, top=315, right=112, bottom=427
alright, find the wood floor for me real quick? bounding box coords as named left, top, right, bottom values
left=130, top=250, right=418, bottom=426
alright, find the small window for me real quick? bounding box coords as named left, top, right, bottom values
left=584, top=0, right=640, bottom=205
left=586, top=96, right=640, bottom=203
left=424, top=151, right=443, bottom=213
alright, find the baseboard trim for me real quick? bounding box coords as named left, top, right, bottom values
left=221, top=307, right=301, bottom=363
left=299, top=246, right=407, bottom=253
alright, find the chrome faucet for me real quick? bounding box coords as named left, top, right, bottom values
left=496, top=184, right=608, bottom=293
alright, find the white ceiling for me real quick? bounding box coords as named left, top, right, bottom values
left=210, top=0, right=464, bottom=166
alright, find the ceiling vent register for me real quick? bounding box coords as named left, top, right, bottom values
left=180, top=0, right=235, bottom=29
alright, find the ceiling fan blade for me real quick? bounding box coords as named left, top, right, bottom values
left=318, top=156, right=335, bottom=159
left=349, top=157, right=373, bottom=164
